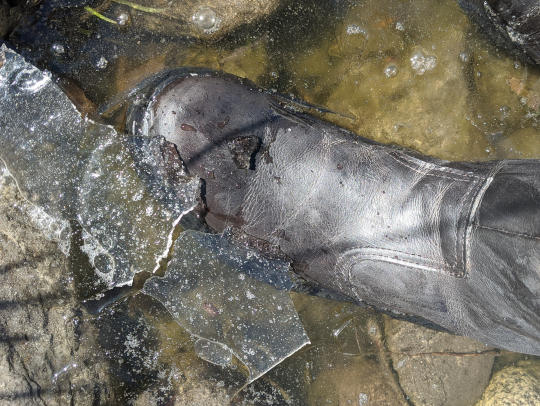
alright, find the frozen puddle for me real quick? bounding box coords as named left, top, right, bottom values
left=0, top=45, right=309, bottom=381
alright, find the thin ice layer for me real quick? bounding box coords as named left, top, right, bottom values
left=0, top=45, right=86, bottom=251
left=142, top=230, right=310, bottom=382
left=78, top=134, right=200, bottom=287
left=0, top=46, right=199, bottom=288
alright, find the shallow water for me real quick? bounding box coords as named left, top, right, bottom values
left=2, top=0, right=540, bottom=404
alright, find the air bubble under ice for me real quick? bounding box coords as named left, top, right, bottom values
left=410, top=50, right=437, bottom=75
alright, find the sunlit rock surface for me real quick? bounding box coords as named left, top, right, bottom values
left=475, top=360, right=540, bottom=406
left=0, top=174, right=115, bottom=405
left=385, top=317, right=495, bottom=406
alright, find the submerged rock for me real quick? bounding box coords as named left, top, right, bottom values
left=385, top=317, right=495, bottom=406
left=90, top=0, right=282, bottom=40
left=0, top=174, right=115, bottom=405
left=289, top=0, right=487, bottom=160
left=288, top=0, right=540, bottom=161
left=307, top=357, right=408, bottom=406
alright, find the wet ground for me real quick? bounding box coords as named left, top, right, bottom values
left=0, top=0, right=539, bottom=405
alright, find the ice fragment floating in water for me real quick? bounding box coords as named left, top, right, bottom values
left=77, top=134, right=199, bottom=287
left=0, top=46, right=199, bottom=288
left=142, top=230, right=310, bottom=382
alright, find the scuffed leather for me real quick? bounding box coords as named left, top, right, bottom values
left=140, top=73, right=540, bottom=355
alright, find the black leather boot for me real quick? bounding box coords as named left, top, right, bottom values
left=458, top=0, right=540, bottom=65
left=128, top=71, right=540, bottom=355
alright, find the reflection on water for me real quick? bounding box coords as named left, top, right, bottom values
left=1, top=0, right=540, bottom=404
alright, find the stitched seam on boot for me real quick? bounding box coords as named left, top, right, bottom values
left=454, top=176, right=483, bottom=275
left=387, top=151, right=484, bottom=276
left=337, top=247, right=459, bottom=276
left=464, top=163, right=503, bottom=276
left=388, top=152, right=482, bottom=181
left=475, top=224, right=540, bottom=240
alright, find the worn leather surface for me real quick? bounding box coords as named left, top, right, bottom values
left=137, top=73, right=540, bottom=355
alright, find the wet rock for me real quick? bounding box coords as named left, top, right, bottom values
left=0, top=176, right=114, bottom=405
left=109, top=0, right=282, bottom=39
left=307, top=357, right=407, bottom=406
left=384, top=317, right=495, bottom=406
left=465, top=41, right=540, bottom=152
left=475, top=359, right=540, bottom=406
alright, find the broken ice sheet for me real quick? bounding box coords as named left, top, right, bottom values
left=142, top=230, right=310, bottom=382
left=78, top=134, right=199, bottom=287
left=0, top=46, right=199, bottom=288
left=0, top=45, right=87, bottom=252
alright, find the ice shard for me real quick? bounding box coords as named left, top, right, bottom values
left=143, top=230, right=310, bottom=382
left=0, top=46, right=199, bottom=288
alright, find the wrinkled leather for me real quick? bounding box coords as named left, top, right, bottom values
left=137, top=73, right=540, bottom=355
